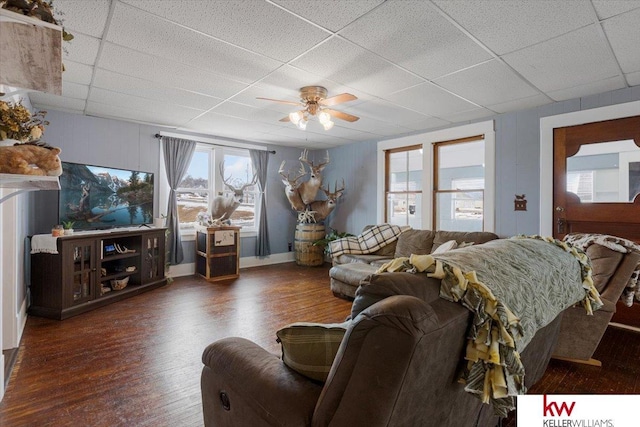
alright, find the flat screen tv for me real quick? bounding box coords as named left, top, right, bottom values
left=58, top=162, right=154, bottom=230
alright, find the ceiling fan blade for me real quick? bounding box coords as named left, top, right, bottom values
left=279, top=115, right=291, bottom=122
left=256, top=97, right=301, bottom=106
left=319, top=93, right=357, bottom=107
left=324, top=109, right=360, bottom=122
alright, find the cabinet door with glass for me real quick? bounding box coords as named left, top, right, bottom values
left=142, top=230, right=166, bottom=284
left=62, top=239, right=96, bottom=306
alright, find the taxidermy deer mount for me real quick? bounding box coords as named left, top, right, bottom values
left=209, top=162, right=257, bottom=223
left=279, top=150, right=345, bottom=223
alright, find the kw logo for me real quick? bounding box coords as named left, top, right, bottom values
left=543, top=395, right=576, bottom=417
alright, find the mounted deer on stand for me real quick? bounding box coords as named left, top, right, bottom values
left=209, top=162, right=257, bottom=224
left=278, top=160, right=306, bottom=212
left=309, top=179, right=345, bottom=221
left=298, top=149, right=329, bottom=205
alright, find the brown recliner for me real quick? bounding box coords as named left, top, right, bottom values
left=552, top=243, right=640, bottom=365
left=201, top=272, right=563, bottom=427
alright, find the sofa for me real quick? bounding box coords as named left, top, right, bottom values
left=201, top=237, right=592, bottom=427
left=329, top=227, right=499, bottom=299
left=552, top=241, right=640, bottom=365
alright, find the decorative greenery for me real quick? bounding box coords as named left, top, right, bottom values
left=312, top=229, right=355, bottom=254
left=61, top=220, right=74, bottom=229
left=1, top=0, right=74, bottom=41
left=0, top=99, right=49, bottom=142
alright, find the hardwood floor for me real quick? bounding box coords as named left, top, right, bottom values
left=1, top=262, right=638, bottom=427
left=0, top=263, right=351, bottom=427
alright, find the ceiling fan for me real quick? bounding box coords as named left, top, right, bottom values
left=257, top=86, right=359, bottom=130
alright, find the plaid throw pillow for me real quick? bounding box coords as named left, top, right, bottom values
left=276, top=321, right=350, bottom=382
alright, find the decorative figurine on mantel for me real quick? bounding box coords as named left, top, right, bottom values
left=278, top=149, right=346, bottom=266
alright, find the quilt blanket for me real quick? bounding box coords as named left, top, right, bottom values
left=376, top=236, right=600, bottom=416
left=329, top=224, right=403, bottom=258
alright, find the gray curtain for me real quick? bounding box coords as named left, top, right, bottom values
left=162, top=136, right=197, bottom=264
left=250, top=149, right=271, bottom=256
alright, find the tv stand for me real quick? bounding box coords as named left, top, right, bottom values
left=30, top=228, right=167, bottom=320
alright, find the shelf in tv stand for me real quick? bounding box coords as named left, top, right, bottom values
left=101, top=271, right=138, bottom=282
left=101, top=252, right=139, bottom=262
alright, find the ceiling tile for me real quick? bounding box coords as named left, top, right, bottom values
left=88, top=88, right=204, bottom=121
left=56, top=0, right=111, bottom=38
left=62, top=61, right=94, bottom=85
left=97, top=43, right=247, bottom=99
left=602, top=8, right=640, bottom=73
left=62, top=82, right=89, bottom=100
left=487, top=94, right=552, bottom=114
left=272, top=0, right=384, bottom=32
left=547, top=76, right=627, bottom=101
left=291, top=37, right=424, bottom=97
left=86, top=101, right=189, bottom=127
left=63, top=32, right=100, bottom=66
left=340, top=0, right=492, bottom=80
left=433, top=0, right=594, bottom=55
left=503, top=25, right=621, bottom=93
left=30, top=92, right=86, bottom=113
left=592, top=1, right=640, bottom=19
left=212, top=101, right=293, bottom=125
left=402, top=116, right=451, bottom=132
left=186, top=111, right=286, bottom=139
left=106, top=3, right=283, bottom=84
left=342, top=99, right=432, bottom=126
left=436, top=107, right=495, bottom=123
left=386, top=82, right=478, bottom=117
left=92, top=69, right=223, bottom=111
left=627, top=71, right=640, bottom=87
left=435, top=59, right=540, bottom=106
left=122, top=0, right=330, bottom=62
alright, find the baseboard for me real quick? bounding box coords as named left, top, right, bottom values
left=609, top=322, right=640, bottom=334
left=240, top=252, right=295, bottom=269
left=18, top=298, right=27, bottom=342
left=168, top=252, right=296, bottom=278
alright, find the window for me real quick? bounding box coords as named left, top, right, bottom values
left=384, top=145, right=422, bottom=228
left=176, top=145, right=257, bottom=232
left=433, top=136, right=485, bottom=231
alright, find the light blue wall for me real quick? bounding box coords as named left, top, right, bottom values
left=29, top=110, right=304, bottom=263
left=321, top=85, right=640, bottom=238
left=32, top=84, right=640, bottom=249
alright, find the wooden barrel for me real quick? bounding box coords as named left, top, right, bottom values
left=294, top=223, right=326, bottom=267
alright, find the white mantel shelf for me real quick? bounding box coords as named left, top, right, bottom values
left=0, top=173, right=60, bottom=204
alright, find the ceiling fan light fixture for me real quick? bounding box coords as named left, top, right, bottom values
left=318, top=110, right=331, bottom=125
left=322, top=120, right=334, bottom=131
left=289, top=111, right=303, bottom=125
left=297, top=118, right=307, bottom=130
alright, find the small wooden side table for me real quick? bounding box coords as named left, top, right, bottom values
left=195, top=226, right=241, bottom=281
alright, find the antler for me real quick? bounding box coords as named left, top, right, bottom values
left=279, top=161, right=305, bottom=187
left=299, top=149, right=330, bottom=172
left=220, top=161, right=256, bottom=192
left=323, top=179, right=345, bottom=197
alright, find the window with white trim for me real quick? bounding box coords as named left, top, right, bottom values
left=176, top=145, right=257, bottom=232
left=384, top=145, right=422, bottom=228
left=433, top=136, right=485, bottom=232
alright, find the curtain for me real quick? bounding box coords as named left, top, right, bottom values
left=162, top=136, right=197, bottom=264
left=250, top=149, right=271, bottom=256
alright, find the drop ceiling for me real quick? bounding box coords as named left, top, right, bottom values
left=25, top=0, right=640, bottom=149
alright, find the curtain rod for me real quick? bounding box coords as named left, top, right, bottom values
left=154, top=132, right=276, bottom=154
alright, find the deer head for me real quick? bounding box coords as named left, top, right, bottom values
left=299, top=149, right=329, bottom=180
left=278, top=161, right=306, bottom=211
left=309, top=179, right=345, bottom=221
left=220, top=161, right=257, bottom=203
left=298, top=149, right=330, bottom=205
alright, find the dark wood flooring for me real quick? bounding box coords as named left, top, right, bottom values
left=0, top=262, right=638, bottom=427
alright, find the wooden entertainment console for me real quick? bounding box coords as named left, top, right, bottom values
left=30, top=227, right=167, bottom=320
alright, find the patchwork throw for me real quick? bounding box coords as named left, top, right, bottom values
left=563, top=233, right=640, bottom=306
left=329, top=224, right=403, bottom=258
left=376, top=235, right=600, bottom=416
